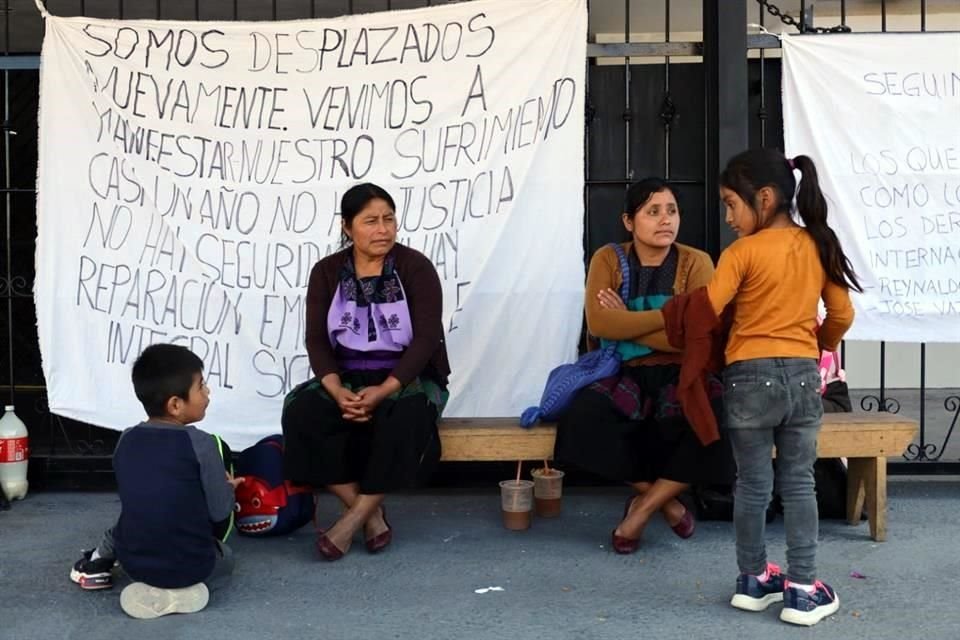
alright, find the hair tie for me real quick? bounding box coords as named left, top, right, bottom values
left=787, top=157, right=796, bottom=170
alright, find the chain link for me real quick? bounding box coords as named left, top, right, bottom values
left=754, top=0, right=852, bottom=34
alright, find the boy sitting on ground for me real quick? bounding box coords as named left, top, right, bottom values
left=69, top=343, right=242, bottom=619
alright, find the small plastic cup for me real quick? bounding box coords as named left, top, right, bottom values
left=531, top=468, right=565, bottom=518
left=499, top=480, right=534, bottom=530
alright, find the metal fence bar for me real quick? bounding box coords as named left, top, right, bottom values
left=583, top=0, right=592, bottom=258
left=703, top=0, right=748, bottom=256
left=5, top=0, right=10, bottom=55
left=880, top=342, right=887, bottom=408
left=587, top=42, right=701, bottom=57
left=662, top=0, right=672, bottom=180
left=920, top=343, right=926, bottom=455
left=585, top=178, right=703, bottom=187
left=0, top=58, right=40, bottom=70
left=758, top=0, right=767, bottom=147
left=589, top=34, right=792, bottom=57
left=3, top=69, right=12, bottom=405
left=623, top=0, right=632, bottom=184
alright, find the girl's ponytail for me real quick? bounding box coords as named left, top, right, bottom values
left=792, top=155, right=863, bottom=293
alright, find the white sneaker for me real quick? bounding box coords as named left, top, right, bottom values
left=730, top=562, right=785, bottom=612
left=780, top=580, right=840, bottom=626
left=120, top=582, right=209, bottom=619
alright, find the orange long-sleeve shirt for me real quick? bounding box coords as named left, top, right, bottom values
left=585, top=242, right=715, bottom=353
left=706, top=227, right=855, bottom=365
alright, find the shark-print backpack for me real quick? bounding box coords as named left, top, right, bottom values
left=234, top=435, right=314, bottom=536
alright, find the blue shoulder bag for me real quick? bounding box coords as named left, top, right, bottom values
left=519, top=243, right=630, bottom=428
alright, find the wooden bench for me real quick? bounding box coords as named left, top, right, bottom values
left=439, top=412, right=917, bottom=542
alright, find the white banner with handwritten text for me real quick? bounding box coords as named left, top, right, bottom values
left=783, top=32, right=960, bottom=342
left=36, top=0, right=587, bottom=448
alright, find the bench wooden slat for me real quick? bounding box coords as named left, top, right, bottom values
left=438, top=413, right=917, bottom=462
left=439, top=420, right=556, bottom=462
left=437, top=412, right=918, bottom=543
left=814, top=422, right=916, bottom=458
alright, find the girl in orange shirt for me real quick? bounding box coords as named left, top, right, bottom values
left=708, top=149, right=860, bottom=626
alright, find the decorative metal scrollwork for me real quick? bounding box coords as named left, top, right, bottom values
left=860, top=395, right=901, bottom=414
left=0, top=275, right=31, bottom=298
left=904, top=395, right=960, bottom=462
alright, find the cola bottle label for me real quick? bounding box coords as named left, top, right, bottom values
left=0, top=437, right=29, bottom=462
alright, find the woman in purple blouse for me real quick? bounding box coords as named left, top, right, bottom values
left=282, top=183, right=450, bottom=561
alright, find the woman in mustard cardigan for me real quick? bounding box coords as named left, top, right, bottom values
left=554, top=177, right=733, bottom=553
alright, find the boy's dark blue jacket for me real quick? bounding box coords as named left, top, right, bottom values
left=113, top=421, right=234, bottom=588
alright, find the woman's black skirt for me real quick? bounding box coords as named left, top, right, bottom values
left=282, top=369, right=444, bottom=494
left=554, top=364, right=734, bottom=485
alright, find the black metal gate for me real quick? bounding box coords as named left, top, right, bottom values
left=1, top=0, right=957, bottom=484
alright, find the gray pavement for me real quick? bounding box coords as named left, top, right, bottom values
left=2, top=480, right=959, bottom=640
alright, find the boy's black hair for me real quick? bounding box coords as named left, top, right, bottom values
left=131, top=344, right=205, bottom=418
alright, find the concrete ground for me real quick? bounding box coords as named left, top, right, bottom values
left=2, top=479, right=959, bottom=640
